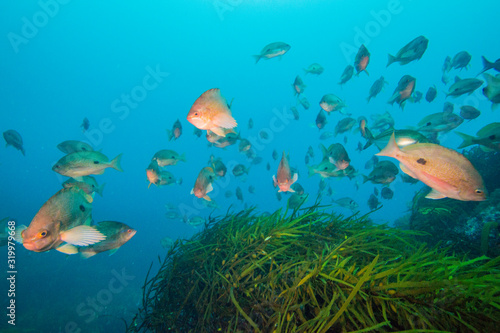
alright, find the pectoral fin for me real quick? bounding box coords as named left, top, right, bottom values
left=56, top=243, right=79, bottom=255
left=425, top=189, right=447, bottom=200
left=60, top=225, right=106, bottom=246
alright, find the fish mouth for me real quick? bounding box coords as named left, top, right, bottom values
left=23, top=241, right=39, bottom=252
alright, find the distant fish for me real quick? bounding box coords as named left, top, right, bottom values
left=53, top=151, right=123, bottom=178
left=298, top=96, right=310, bottom=109
left=304, top=63, right=324, bottom=75
left=248, top=118, right=254, bottom=129
left=62, top=176, right=105, bottom=202
left=338, top=65, right=354, bottom=86
left=381, top=187, right=394, bottom=200
left=451, top=51, right=471, bottom=70
left=167, top=119, right=182, bottom=141
left=367, top=194, right=381, bottom=210
left=81, top=117, right=90, bottom=132
left=152, top=149, right=186, bottom=167
left=459, top=106, right=481, bottom=120
left=146, top=160, right=161, bottom=188
left=366, top=76, right=388, bottom=103
left=387, top=75, right=416, bottom=110
left=3, top=129, right=25, bottom=156
left=354, top=44, right=370, bottom=75
left=292, top=75, right=306, bottom=96
left=425, top=85, right=437, bottom=103
left=477, top=56, right=500, bottom=76
left=333, top=197, right=359, bottom=212
left=253, top=42, right=291, bottom=63
left=57, top=140, right=93, bottom=154
left=315, top=110, right=327, bottom=129
left=456, top=122, right=500, bottom=151
left=387, top=36, right=428, bottom=67
left=319, top=94, right=346, bottom=113
left=446, top=76, right=483, bottom=98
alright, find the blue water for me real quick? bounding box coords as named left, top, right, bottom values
left=1, top=1, right=499, bottom=332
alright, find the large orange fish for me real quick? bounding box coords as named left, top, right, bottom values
left=273, top=152, right=298, bottom=192
left=377, top=133, right=487, bottom=201
left=17, top=187, right=105, bottom=253
left=187, top=88, right=237, bottom=137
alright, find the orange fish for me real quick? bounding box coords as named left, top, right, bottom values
left=354, top=44, right=370, bottom=76
left=187, top=88, right=237, bottom=137
left=191, top=167, right=216, bottom=201
left=273, top=152, right=298, bottom=192
left=377, top=133, right=487, bottom=201
left=17, top=187, right=105, bottom=253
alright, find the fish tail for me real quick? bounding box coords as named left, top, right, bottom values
left=252, top=55, right=261, bottom=64
left=96, top=183, right=106, bottom=197
left=366, top=96, right=371, bottom=103
left=166, top=129, right=173, bottom=141
left=179, top=153, right=187, bottom=162
left=386, top=54, right=396, bottom=67
left=362, top=175, right=370, bottom=184
left=80, top=250, right=97, bottom=259
left=455, top=131, right=476, bottom=149
left=376, top=132, right=400, bottom=158
left=478, top=56, right=493, bottom=76
left=21, top=147, right=26, bottom=156
left=307, top=166, right=315, bottom=177
left=111, top=153, right=123, bottom=172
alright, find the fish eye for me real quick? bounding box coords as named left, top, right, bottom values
left=37, top=230, right=48, bottom=238
left=93, top=161, right=99, bottom=164
left=475, top=189, right=483, bottom=194
left=127, top=229, right=133, bottom=233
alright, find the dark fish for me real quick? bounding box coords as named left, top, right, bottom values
left=443, top=102, right=454, bottom=114
left=319, top=94, right=346, bottom=113
left=266, top=162, right=271, bottom=171
left=248, top=118, right=254, bottom=129
left=316, top=110, right=327, bottom=130
left=381, top=187, right=394, bottom=200
left=259, top=130, right=269, bottom=140
left=153, top=149, right=186, bottom=167
left=81, top=117, right=90, bottom=132
left=235, top=186, right=244, bottom=202
left=167, top=119, right=182, bottom=141
left=3, top=130, right=25, bottom=156
left=459, top=106, right=481, bottom=120
left=387, top=75, right=416, bottom=110
left=446, top=76, right=483, bottom=98
left=339, top=65, right=354, bottom=86
left=232, top=164, right=249, bottom=177
left=292, top=75, right=306, bottom=96
left=387, top=36, right=428, bottom=67
left=364, top=155, right=379, bottom=169
left=477, top=56, right=500, bottom=76
left=272, top=149, right=279, bottom=161
left=363, top=160, right=399, bottom=185
left=367, top=194, right=381, bottom=210
left=334, top=117, right=356, bottom=136
left=291, top=182, right=305, bottom=195
left=354, top=44, right=370, bottom=76
left=57, top=140, right=93, bottom=154
left=425, top=86, right=437, bottom=103
left=412, top=91, right=423, bottom=103
left=193, top=127, right=203, bottom=138
left=373, top=187, right=379, bottom=196
left=79, top=221, right=136, bottom=258
left=298, top=96, right=310, bottom=109
left=451, top=51, right=471, bottom=70
left=291, top=106, right=300, bottom=120
left=320, top=143, right=350, bottom=171
left=367, top=76, right=387, bottom=103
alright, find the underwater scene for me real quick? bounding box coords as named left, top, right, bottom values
left=1, top=0, right=500, bottom=332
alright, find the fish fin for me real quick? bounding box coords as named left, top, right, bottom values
left=454, top=76, right=461, bottom=83
left=80, top=250, right=97, bottom=259
left=364, top=69, right=370, bottom=76
left=73, top=176, right=84, bottom=182
left=148, top=182, right=152, bottom=189
left=319, top=143, right=328, bottom=157
left=179, top=153, right=186, bottom=162
left=455, top=131, right=475, bottom=149
left=376, top=132, right=399, bottom=157
left=362, top=175, right=370, bottom=184
left=399, top=163, right=418, bottom=179
left=21, top=147, right=26, bottom=156
left=56, top=243, right=79, bottom=255
left=83, top=216, right=93, bottom=226
left=84, top=193, right=94, bottom=203
left=206, top=183, right=214, bottom=193
left=288, top=187, right=295, bottom=193
left=96, top=183, right=105, bottom=197
left=203, top=195, right=212, bottom=201
left=210, top=127, right=228, bottom=137
left=110, top=153, right=123, bottom=172
left=60, top=225, right=106, bottom=246
left=14, top=225, right=27, bottom=244
left=108, top=248, right=120, bottom=256
left=425, top=189, right=447, bottom=200
left=273, top=175, right=278, bottom=187
left=292, top=173, right=298, bottom=184
left=386, top=54, right=396, bottom=67
left=166, top=129, right=173, bottom=141
left=252, top=55, right=261, bottom=64
left=213, top=113, right=237, bottom=130
left=190, top=188, right=194, bottom=194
